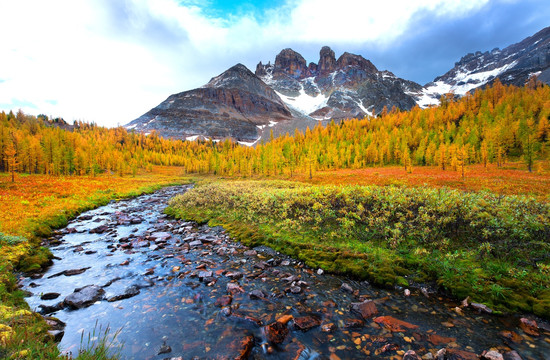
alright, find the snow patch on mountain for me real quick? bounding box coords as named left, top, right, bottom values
left=275, top=87, right=328, bottom=116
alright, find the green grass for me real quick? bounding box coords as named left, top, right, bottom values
left=167, top=179, right=550, bottom=318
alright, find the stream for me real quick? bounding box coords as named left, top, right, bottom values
left=21, top=185, right=550, bottom=360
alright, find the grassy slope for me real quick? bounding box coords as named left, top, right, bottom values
left=0, top=166, right=188, bottom=360
left=167, top=177, right=550, bottom=319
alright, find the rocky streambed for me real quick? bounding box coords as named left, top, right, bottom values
left=21, top=186, right=550, bottom=360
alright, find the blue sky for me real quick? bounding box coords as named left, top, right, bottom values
left=0, top=0, right=548, bottom=126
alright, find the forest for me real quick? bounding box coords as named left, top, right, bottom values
left=1, top=80, right=549, bottom=180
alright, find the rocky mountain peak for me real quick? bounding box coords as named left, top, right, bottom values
left=273, top=48, right=308, bottom=79
left=336, top=52, right=378, bottom=73
left=318, top=46, right=337, bottom=74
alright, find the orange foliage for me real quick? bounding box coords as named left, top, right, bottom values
left=289, top=162, right=550, bottom=199
left=0, top=166, right=185, bottom=237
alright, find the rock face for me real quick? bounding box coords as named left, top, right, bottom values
left=257, top=46, right=420, bottom=121
left=126, top=64, right=293, bottom=142
left=416, top=26, right=550, bottom=107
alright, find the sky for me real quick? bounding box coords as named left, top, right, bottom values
left=0, top=0, right=548, bottom=127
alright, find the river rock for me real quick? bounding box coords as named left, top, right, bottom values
left=227, top=282, right=245, bottom=294
left=158, top=342, right=172, bottom=355
left=107, top=286, right=140, bottom=302
left=215, top=295, right=233, bottom=307
left=341, top=282, right=354, bottom=293
left=226, top=271, right=243, bottom=280
left=48, top=330, right=65, bottom=342
left=264, top=321, right=289, bottom=344
left=38, top=302, right=64, bottom=315
left=40, top=292, right=61, bottom=300
left=343, top=318, right=364, bottom=328
left=151, top=232, right=171, bottom=242
left=351, top=299, right=378, bottom=319
left=470, top=302, right=493, bottom=314
left=249, top=289, right=267, bottom=299
left=519, top=317, right=539, bottom=336
left=403, top=350, right=422, bottom=360
left=374, top=316, right=419, bottom=332
left=481, top=350, right=504, bottom=360
left=90, top=225, right=109, bottom=234
left=293, top=316, right=321, bottom=331
left=243, top=250, right=257, bottom=256
left=189, top=240, right=203, bottom=247
left=64, top=285, right=105, bottom=309
left=198, top=271, right=213, bottom=281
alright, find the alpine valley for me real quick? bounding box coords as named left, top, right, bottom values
left=127, top=26, right=550, bottom=142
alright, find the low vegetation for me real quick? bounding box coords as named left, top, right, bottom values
left=0, top=167, right=187, bottom=359
left=168, top=180, right=550, bottom=317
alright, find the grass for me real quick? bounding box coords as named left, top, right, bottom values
left=0, top=166, right=188, bottom=359
left=167, top=178, right=550, bottom=318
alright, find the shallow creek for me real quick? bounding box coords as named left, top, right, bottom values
left=21, top=186, right=550, bottom=360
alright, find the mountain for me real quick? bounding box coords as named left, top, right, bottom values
left=127, top=26, right=550, bottom=142
left=416, top=26, right=550, bottom=106
left=125, top=64, right=294, bottom=142
left=127, top=47, right=422, bottom=142
left=255, top=46, right=421, bottom=120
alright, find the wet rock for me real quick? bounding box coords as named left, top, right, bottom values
left=481, top=350, right=504, bottom=360
left=403, top=350, right=422, bottom=360
left=293, top=316, right=321, bottom=331
left=350, top=300, right=378, bottom=319
left=428, top=334, right=457, bottom=345
left=264, top=321, right=289, bottom=344
left=107, top=286, right=140, bottom=302
left=48, top=267, right=91, bottom=278
left=404, top=289, right=411, bottom=296
left=151, top=232, right=171, bottom=242
left=499, top=330, right=522, bottom=343
left=343, top=318, right=364, bottom=328
left=227, top=282, right=245, bottom=294
left=321, top=322, right=337, bottom=332
left=470, top=302, right=493, bottom=314
left=198, top=271, right=213, bottom=281
left=341, top=282, right=354, bottom=293
left=38, top=302, right=64, bottom=315
left=519, top=317, right=539, bottom=336
left=216, top=334, right=254, bottom=360
left=249, top=289, right=267, bottom=299
left=215, top=295, right=233, bottom=307
left=503, top=351, right=523, bottom=360
left=374, top=316, right=419, bottom=332
left=189, top=240, right=203, bottom=247
left=283, top=274, right=299, bottom=282
left=243, top=250, right=257, bottom=256
left=158, top=342, right=172, bottom=355
left=48, top=330, right=64, bottom=342
left=90, top=225, right=109, bottom=234
left=226, top=271, right=243, bottom=280
left=64, top=285, right=105, bottom=309
left=280, top=260, right=290, bottom=266
left=421, top=287, right=430, bottom=298
left=40, top=292, right=60, bottom=300
left=43, top=316, right=66, bottom=331
left=290, top=286, right=302, bottom=294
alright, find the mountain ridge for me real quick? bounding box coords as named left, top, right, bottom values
left=126, top=26, right=550, bottom=143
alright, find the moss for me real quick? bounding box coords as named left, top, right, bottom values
left=396, top=276, right=409, bottom=287
left=17, top=247, right=53, bottom=274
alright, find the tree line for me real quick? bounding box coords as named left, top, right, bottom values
left=1, top=80, right=549, bottom=181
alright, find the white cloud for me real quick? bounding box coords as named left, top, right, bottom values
left=0, top=0, right=499, bottom=126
